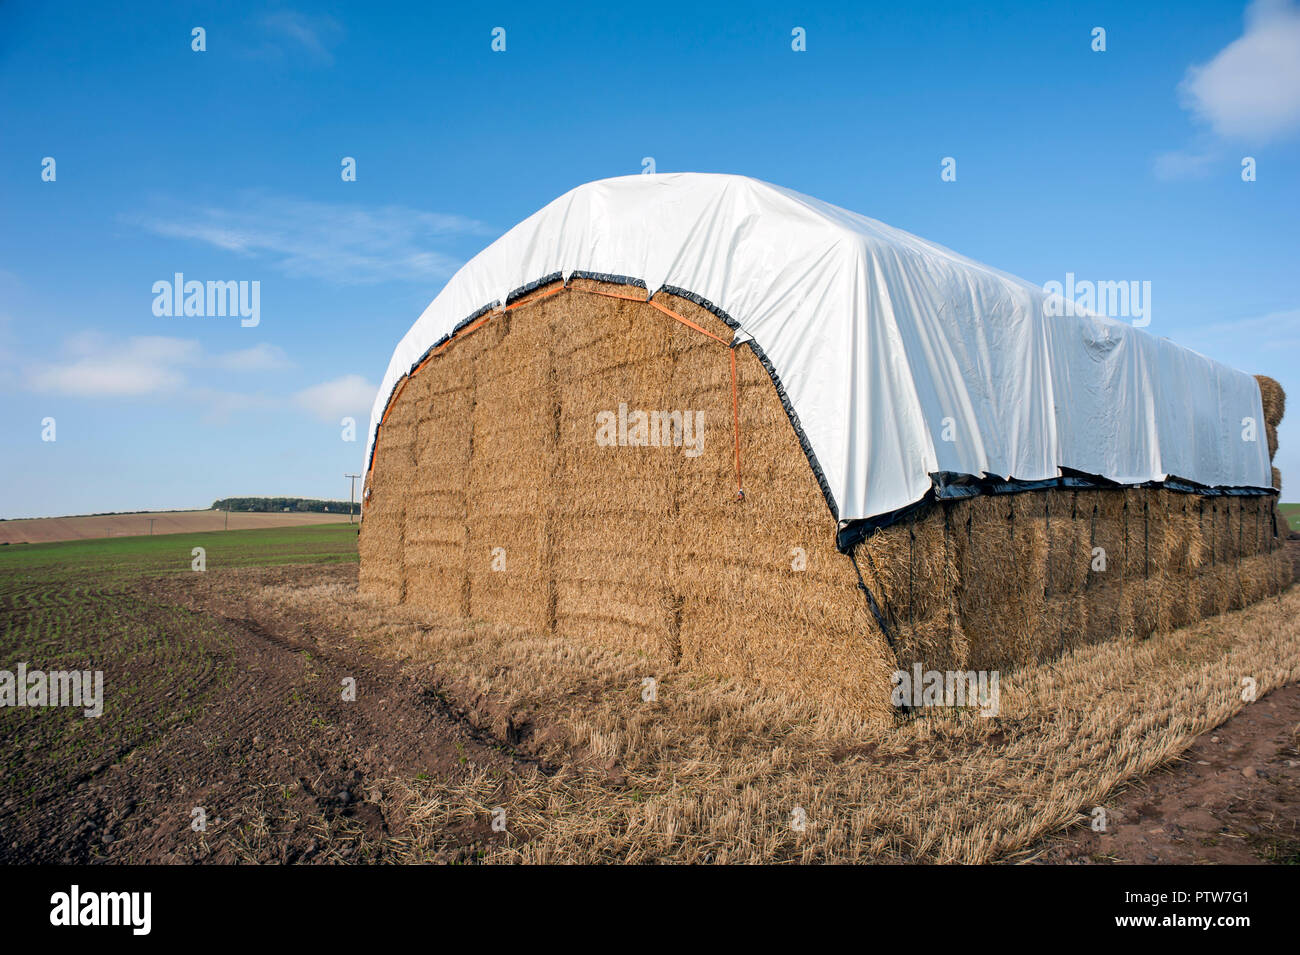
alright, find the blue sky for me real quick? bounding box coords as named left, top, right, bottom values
left=2, top=0, right=1298, bottom=518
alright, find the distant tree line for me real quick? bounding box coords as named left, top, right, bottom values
left=211, top=497, right=360, bottom=514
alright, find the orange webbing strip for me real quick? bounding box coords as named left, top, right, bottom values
left=380, top=377, right=409, bottom=426
left=456, top=312, right=494, bottom=339
left=730, top=346, right=744, bottom=499
left=567, top=284, right=728, bottom=343
left=576, top=288, right=743, bottom=495
left=568, top=286, right=648, bottom=305
left=646, top=298, right=730, bottom=344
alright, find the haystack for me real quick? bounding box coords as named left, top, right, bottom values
left=1256, top=374, right=1286, bottom=429
left=361, top=279, right=1290, bottom=721
left=359, top=175, right=1288, bottom=721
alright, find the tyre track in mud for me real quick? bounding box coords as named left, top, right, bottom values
left=222, top=606, right=559, bottom=774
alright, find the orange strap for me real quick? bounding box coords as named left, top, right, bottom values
left=730, top=346, right=744, bottom=500
left=565, top=286, right=647, bottom=306
left=647, top=298, right=731, bottom=345
left=370, top=283, right=746, bottom=500
left=572, top=286, right=744, bottom=499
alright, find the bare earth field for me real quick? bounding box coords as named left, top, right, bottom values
left=0, top=510, right=352, bottom=546
left=0, top=526, right=1297, bottom=864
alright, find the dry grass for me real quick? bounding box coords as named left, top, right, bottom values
left=247, top=569, right=1300, bottom=864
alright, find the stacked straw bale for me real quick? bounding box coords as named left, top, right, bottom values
left=1255, top=374, right=1288, bottom=543
left=362, top=280, right=1292, bottom=719
left=1256, top=375, right=1286, bottom=431
left=856, top=489, right=1290, bottom=675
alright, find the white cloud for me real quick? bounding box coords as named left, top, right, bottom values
left=293, top=374, right=376, bottom=422
left=24, top=334, right=297, bottom=398
left=1179, top=0, right=1300, bottom=141
left=261, top=11, right=342, bottom=62
left=19, top=331, right=372, bottom=429
left=1152, top=143, right=1220, bottom=181
left=189, top=386, right=276, bottom=424
left=1191, top=306, right=1300, bottom=344
left=239, top=10, right=344, bottom=65
left=131, top=194, right=493, bottom=285
left=27, top=335, right=197, bottom=396
left=211, top=343, right=294, bottom=372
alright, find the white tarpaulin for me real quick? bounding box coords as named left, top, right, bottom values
left=366, top=173, right=1271, bottom=524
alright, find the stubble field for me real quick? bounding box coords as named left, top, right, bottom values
left=1, top=523, right=1296, bottom=864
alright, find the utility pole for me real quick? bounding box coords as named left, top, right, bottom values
left=345, top=474, right=361, bottom=524
left=149, top=518, right=155, bottom=536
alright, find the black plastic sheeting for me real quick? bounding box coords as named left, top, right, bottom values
left=834, top=470, right=1279, bottom=553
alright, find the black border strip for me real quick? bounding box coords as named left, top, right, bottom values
left=569, top=271, right=648, bottom=292
left=504, top=271, right=565, bottom=305
left=836, top=472, right=1279, bottom=552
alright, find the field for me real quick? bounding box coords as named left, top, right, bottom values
left=0, top=510, right=353, bottom=546
left=1, top=523, right=1297, bottom=864
left=1280, top=502, right=1300, bottom=534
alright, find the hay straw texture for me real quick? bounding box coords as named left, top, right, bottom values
left=1255, top=374, right=1286, bottom=429
left=850, top=488, right=1288, bottom=676
left=362, top=280, right=1291, bottom=719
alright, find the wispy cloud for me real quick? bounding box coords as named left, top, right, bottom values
left=1181, top=307, right=1300, bottom=361
left=27, top=335, right=196, bottom=396
left=189, top=386, right=277, bottom=423
left=1193, top=306, right=1300, bottom=339
left=25, top=334, right=297, bottom=398
left=131, top=194, right=492, bottom=285
left=1152, top=142, right=1220, bottom=181
left=1158, top=0, right=1300, bottom=178
left=20, top=331, right=375, bottom=427
left=211, top=343, right=294, bottom=372
left=293, top=374, right=376, bottom=422
left=247, top=10, right=344, bottom=65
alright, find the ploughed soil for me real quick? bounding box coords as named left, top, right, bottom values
left=1029, top=681, right=1300, bottom=864
left=0, top=510, right=350, bottom=545
left=0, top=565, right=533, bottom=864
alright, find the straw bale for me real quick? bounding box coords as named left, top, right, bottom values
left=1255, top=374, right=1285, bottom=429
left=361, top=279, right=1293, bottom=720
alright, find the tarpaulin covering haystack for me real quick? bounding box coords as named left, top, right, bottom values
left=361, top=175, right=1289, bottom=721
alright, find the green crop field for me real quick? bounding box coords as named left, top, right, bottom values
left=0, top=523, right=359, bottom=585
left=0, top=525, right=359, bottom=815
left=1279, top=502, right=1300, bottom=533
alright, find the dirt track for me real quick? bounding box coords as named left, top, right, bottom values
left=1031, top=682, right=1299, bottom=864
